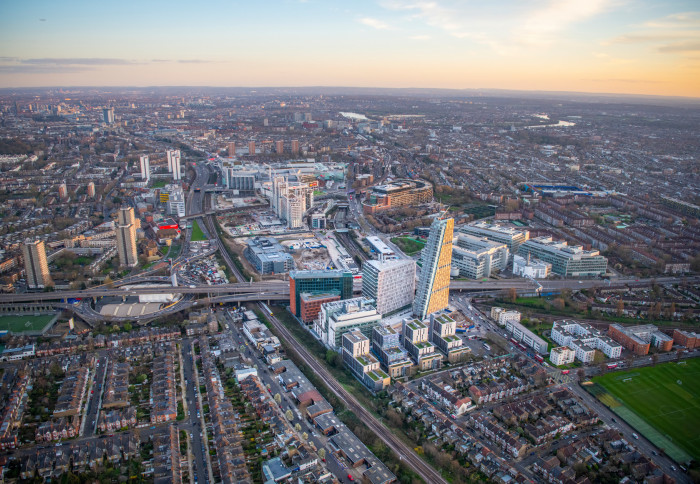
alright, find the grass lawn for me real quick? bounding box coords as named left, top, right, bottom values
left=390, top=237, right=425, bottom=256
left=590, top=359, right=700, bottom=463
left=190, top=220, right=207, bottom=242
left=151, top=180, right=167, bottom=189
left=0, top=314, right=56, bottom=333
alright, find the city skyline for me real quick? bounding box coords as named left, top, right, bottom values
left=0, top=0, right=699, bottom=97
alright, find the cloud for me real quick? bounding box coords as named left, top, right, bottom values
left=177, top=59, right=213, bottom=63
left=517, top=0, right=610, bottom=46
left=410, top=34, right=431, bottom=40
left=658, top=40, right=700, bottom=54
left=0, top=64, right=90, bottom=74
left=359, top=17, right=391, bottom=30
left=20, top=58, right=138, bottom=65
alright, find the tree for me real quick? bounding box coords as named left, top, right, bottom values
left=285, top=410, right=293, bottom=421
left=301, top=432, right=308, bottom=441
left=274, top=393, right=281, bottom=404
left=577, top=368, right=586, bottom=381
left=294, top=423, right=301, bottom=432
left=507, top=287, right=517, bottom=303
left=318, top=448, right=326, bottom=460
left=616, top=299, right=624, bottom=317
left=651, top=353, right=659, bottom=366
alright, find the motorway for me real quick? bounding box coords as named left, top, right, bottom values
left=261, top=305, right=449, bottom=484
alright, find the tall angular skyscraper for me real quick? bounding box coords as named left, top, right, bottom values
left=413, top=216, right=454, bottom=320
left=22, top=240, right=52, bottom=289
left=116, top=207, right=138, bottom=267
left=139, top=155, right=150, bottom=182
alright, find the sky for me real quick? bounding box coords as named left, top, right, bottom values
left=0, top=0, right=699, bottom=97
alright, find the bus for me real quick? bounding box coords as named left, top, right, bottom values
left=561, top=370, right=570, bottom=375
left=534, top=355, right=544, bottom=363
left=483, top=343, right=491, bottom=351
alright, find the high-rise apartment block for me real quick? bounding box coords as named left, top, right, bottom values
left=413, top=217, right=453, bottom=320
left=429, top=313, right=468, bottom=362
left=517, top=236, right=608, bottom=277
left=103, top=107, right=114, bottom=124
left=402, top=318, right=442, bottom=371
left=58, top=183, right=68, bottom=199
left=248, top=141, right=256, bottom=155
left=451, top=234, right=509, bottom=279
left=166, top=150, right=181, bottom=181
left=371, top=325, right=412, bottom=378
left=22, top=240, right=52, bottom=289
left=458, top=222, right=529, bottom=259
left=362, top=258, right=416, bottom=317
left=316, top=297, right=381, bottom=350
left=271, top=175, right=314, bottom=229
left=139, top=155, right=150, bottom=182
left=164, top=184, right=186, bottom=217
left=228, top=142, right=236, bottom=157
left=275, top=140, right=284, bottom=154
left=289, top=270, right=353, bottom=320
left=116, top=207, right=138, bottom=268
left=291, top=139, right=299, bottom=154
left=342, top=330, right=390, bottom=392
left=87, top=182, right=96, bottom=198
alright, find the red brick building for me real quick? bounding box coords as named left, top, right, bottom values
left=673, top=329, right=699, bottom=349
left=299, top=293, right=340, bottom=323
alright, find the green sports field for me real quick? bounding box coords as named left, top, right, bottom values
left=190, top=220, right=207, bottom=242
left=0, top=314, right=56, bottom=333
left=591, top=358, right=700, bottom=463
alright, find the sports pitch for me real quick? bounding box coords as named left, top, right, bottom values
left=591, top=358, right=700, bottom=463
left=0, top=314, right=56, bottom=333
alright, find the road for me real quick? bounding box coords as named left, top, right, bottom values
left=181, top=339, right=211, bottom=484
left=262, top=305, right=449, bottom=484
left=83, top=354, right=108, bottom=436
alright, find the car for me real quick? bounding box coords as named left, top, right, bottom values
left=671, top=466, right=677, bottom=471
left=347, top=475, right=354, bottom=482
left=652, top=450, right=657, bottom=455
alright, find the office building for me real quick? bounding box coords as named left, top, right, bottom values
left=275, top=140, right=284, bottom=154
left=166, top=150, right=181, bottom=181
left=371, top=325, right=412, bottom=378
left=289, top=270, right=353, bottom=319
left=22, top=240, right=52, bottom=289
left=139, top=155, right=150, bottom=182
left=164, top=185, right=186, bottom=217
left=116, top=208, right=138, bottom=268
left=551, top=320, right=623, bottom=362
left=517, top=236, right=608, bottom=277
left=272, top=176, right=314, bottom=229
left=248, top=141, right=256, bottom=155
left=512, top=254, right=551, bottom=279
left=550, top=347, right=576, bottom=366
left=451, top=234, right=509, bottom=279
left=291, top=139, right=299, bottom=154
left=228, top=142, right=236, bottom=157
left=342, top=330, right=390, bottom=392
left=58, top=183, right=68, bottom=199
left=402, top=318, right=442, bottom=370
left=458, top=222, right=529, bottom=259
left=413, top=217, right=453, bottom=320
left=429, top=313, right=468, bottom=362
left=87, top=182, right=96, bottom=198
left=363, top=179, right=433, bottom=214
left=243, top=237, right=294, bottom=275
left=103, top=107, right=114, bottom=124
left=365, top=236, right=397, bottom=260
left=362, top=258, right=416, bottom=317
left=299, top=293, right=341, bottom=325
left=316, top=297, right=381, bottom=350
left=608, top=324, right=673, bottom=355
left=490, top=308, right=521, bottom=326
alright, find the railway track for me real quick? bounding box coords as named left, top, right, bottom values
left=263, top=305, right=448, bottom=484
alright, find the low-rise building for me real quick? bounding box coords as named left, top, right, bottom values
left=552, top=320, right=623, bottom=361
left=451, top=234, right=509, bottom=279
left=608, top=323, right=672, bottom=355
left=672, top=329, right=699, bottom=349
left=371, top=325, right=413, bottom=378
left=512, top=254, right=551, bottom=279
left=402, top=318, right=442, bottom=371
left=342, top=330, right=390, bottom=392
left=316, top=297, right=381, bottom=350
left=550, top=346, right=575, bottom=366
left=505, top=320, right=548, bottom=354
left=244, top=237, right=294, bottom=275
left=517, top=236, right=608, bottom=277
left=490, top=307, right=521, bottom=326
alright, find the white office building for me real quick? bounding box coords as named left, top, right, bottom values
left=513, top=254, right=551, bottom=279
left=316, top=297, right=382, bottom=350
left=505, top=320, right=548, bottom=354
left=518, top=237, right=608, bottom=277
left=362, top=259, right=416, bottom=317
left=165, top=184, right=186, bottom=218
left=451, top=234, right=509, bottom=279
left=458, top=222, right=529, bottom=260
